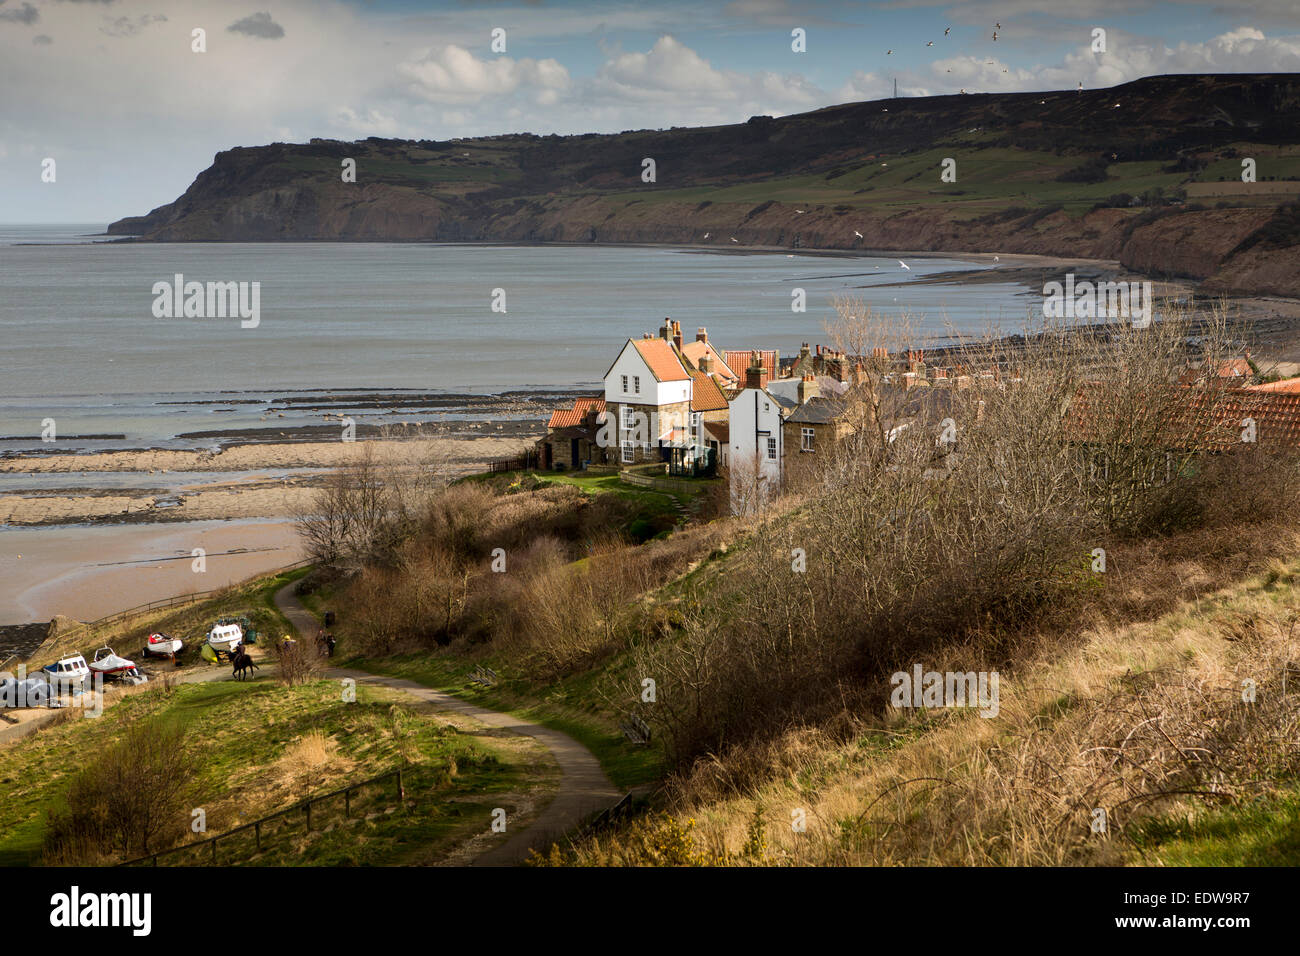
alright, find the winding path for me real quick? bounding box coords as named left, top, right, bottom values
left=272, top=581, right=620, bottom=866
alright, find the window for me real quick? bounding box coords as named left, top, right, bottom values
left=767, top=437, right=777, bottom=460
left=633, top=375, right=641, bottom=394
left=621, top=374, right=628, bottom=393
left=763, top=402, right=770, bottom=413
left=801, top=427, right=815, bottom=452
left=622, top=441, right=635, bottom=463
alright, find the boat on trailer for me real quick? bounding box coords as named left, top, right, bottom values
left=144, top=632, right=183, bottom=657
left=41, top=654, right=89, bottom=691
left=206, top=622, right=244, bottom=656
left=88, top=647, right=148, bottom=684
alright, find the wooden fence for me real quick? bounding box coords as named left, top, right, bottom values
left=119, top=767, right=405, bottom=867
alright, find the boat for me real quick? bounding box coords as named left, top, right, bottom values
left=143, top=632, right=183, bottom=657
left=88, top=647, right=148, bottom=684
left=41, top=655, right=89, bottom=691
left=206, top=622, right=244, bottom=655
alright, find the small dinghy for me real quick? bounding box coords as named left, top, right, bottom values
left=144, top=632, right=183, bottom=657
left=88, top=647, right=148, bottom=685
left=41, top=655, right=89, bottom=691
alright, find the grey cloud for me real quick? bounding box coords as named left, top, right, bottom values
left=33, top=33, right=52, bottom=44
left=101, top=14, right=167, bottom=37
left=0, top=2, right=38, bottom=25
left=227, top=11, right=285, bottom=39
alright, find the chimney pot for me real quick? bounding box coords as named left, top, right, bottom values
left=697, top=327, right=708, bottom=343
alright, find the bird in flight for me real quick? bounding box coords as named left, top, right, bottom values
left=730, top=237, right=738, bottom=242
left=703, top=232, right=710, bottom=238
left=995, top=22, right=1002, bottom=29
left=795, top=209, right=805, bottom=214
left=992, top=32, right=999, bottom=41
left=898, top=260, right=911, bottom=270
left=854, top=230, right=864, bottom=239
left=886, top=49, right=893, bottom=54
left=944, top=27, right=951, bottom=35
left=926, top=40, right=934, bottom=46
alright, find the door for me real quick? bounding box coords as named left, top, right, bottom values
left=570, top=438, right=580, bottom=468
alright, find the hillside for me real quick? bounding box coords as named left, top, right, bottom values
left=109, top=73, right=1300, bottom=296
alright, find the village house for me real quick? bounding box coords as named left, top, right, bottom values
left=537, top=396, right=606, bottom=470
left=603, top=319, right=696, bottom=466
left=728, top=353, right=795, bottom=514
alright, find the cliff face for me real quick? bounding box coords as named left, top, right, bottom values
left=111, top=74, right=1300, bottom=297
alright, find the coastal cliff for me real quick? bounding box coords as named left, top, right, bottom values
left=111, top=74, right=1300, bottom=297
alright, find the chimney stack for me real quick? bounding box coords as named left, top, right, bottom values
left=696, top=327, right=708, bottom=344
left=798, top=373, right=819, bottom=404
left=661, top=318, right=673, bottom=342
left=699, top=353, right=713, bottom=374
left=745, top=352, right=768, bottom=390
left=673, top=322, right=683, bottom=352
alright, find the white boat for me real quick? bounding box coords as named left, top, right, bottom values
left=144, top=632, right=183, bottom=657
left=41, top=655, right=89, bottom=691
left=206, top=622, right=244, bottom=654
left=88, top=647, right=148, bottom=684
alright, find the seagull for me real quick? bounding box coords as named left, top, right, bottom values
left=994, top=255, right=1000, bottom=262
left=886, top=49, right=893, bottom=55
left=926, top=41, right=934, bottom=46
left=730, top=236, right=738, bottom=242
left=899, top=259, right=911, bottom=270
left=703, top=232, right=710, bottom=238
left=992, top=32, right=998, bottom=41
left=1077, top=81, right=1083, bottom=92
left=854, top=230, right=864, bottom=238
left=944, top=27, right=950, bottom=35
left=795, top=209, right=805, bottom=213
left=995, top=22, right=1001, bottom=29
left=960, top=87, right=967, bottom=94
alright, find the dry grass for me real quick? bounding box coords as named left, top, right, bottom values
left=550, top=552, right=1300, bottom=866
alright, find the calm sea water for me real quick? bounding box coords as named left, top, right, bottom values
left=1, top=224, right=1040, bottom=450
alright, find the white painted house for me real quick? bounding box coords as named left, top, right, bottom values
left=727, top=355, right=795, bottom=514
left=603, top=324, right=693, bottom=465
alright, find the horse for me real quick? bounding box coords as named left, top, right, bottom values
left=231, top=649, right=259, bottom=681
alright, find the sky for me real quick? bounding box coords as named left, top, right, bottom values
left=3, top=0, right=1300, bottom=223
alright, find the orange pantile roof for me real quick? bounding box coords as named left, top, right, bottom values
left=681, top=341, right=739, bottom=382
left=1246, top=376, right=1300, bottom=394
left=690, top=371, right=730, bottom=412
left=724, top=349, right=778, bottom=380
left=633, top=337, right=691, bottom=382
left=1068, top=383, right=1300, bottom=451
left=547, top=397, right=606, bottom=429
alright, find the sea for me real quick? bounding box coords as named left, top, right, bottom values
left=0, top=223, right=1043, bottom=454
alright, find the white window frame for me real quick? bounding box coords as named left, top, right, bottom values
left=621, top=374, right=629, bottom=393
left=622, top=441, right=635, bottom=463
left=633, top=375, right=641, bottom=394
left=801, top=427, right=815, bottom=452
left=766, top=436, right=778, bottom=460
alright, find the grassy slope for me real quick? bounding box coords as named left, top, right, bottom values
left=0, top=675, right=557, bottom=866
left=545, top=550, right=1300, bottom=866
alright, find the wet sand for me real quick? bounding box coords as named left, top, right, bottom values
left=0, top=520, right=304, bottom=624
left=0, top=433, right=539, bottom=624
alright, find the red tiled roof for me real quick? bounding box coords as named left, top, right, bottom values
left=724, top=349, right=778, bottom=381
left=1246, top=376, right=1300, bottom=394
left=690, top=371, right=729, bottom=412
left=1068, top=383, right=1300, bottom=451
left=633, top=337, right=691, bottom=382
left=681, top=341, right=739, bottom=382
left=547, top=397, right=606, bottom=429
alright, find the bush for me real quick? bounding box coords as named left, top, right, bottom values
left=44, top=718, right=194, bottom=863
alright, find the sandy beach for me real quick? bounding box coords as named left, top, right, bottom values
left=0, top=434, right=537, bottom=624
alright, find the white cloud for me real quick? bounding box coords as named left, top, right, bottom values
left=397, top=45, right=570, bottom=105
